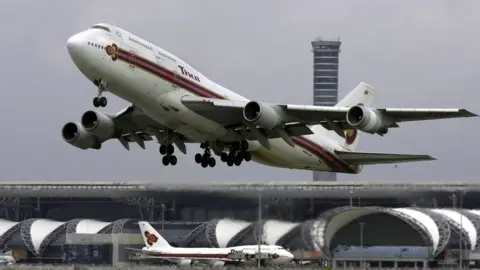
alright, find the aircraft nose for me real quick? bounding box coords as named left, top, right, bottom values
left=67, top=33, right=84, bottom=56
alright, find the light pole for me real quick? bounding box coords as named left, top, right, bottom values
left=257, top=193, right=262, bottom=269
left=161, top=203, right=165, bottom=233
left=459, top=192, right=464, bottom=269
left=349, top=191, right=353, bottom=206
left=359, top=222, right=365, bottom=269
left=451, top=194, right=462, bottom=268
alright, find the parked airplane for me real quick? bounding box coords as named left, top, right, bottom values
left=0, top=250, right=16, bottom=265
left=129, top=221, right=293, bottom=266
left=62, top=23, right=476, bottom=173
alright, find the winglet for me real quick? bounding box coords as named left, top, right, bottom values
left=459, top=109, right=478, bottom=117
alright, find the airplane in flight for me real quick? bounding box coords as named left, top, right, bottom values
left=62, top=23, right=476, bottom=173
left=130, top=221, right=294, bottom=267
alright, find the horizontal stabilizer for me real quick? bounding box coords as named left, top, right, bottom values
left=336, top=151, right=436, bottom=165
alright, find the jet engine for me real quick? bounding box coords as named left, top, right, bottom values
left=210, top=261, right=225, bottom=267
left=346, top=105, right=388, bottom=135
left=178, top=259, right=193, bottom=266
left=61, top=122, right=101, bottom=150
left=243, top=101, right=282, bottom=129
left=80, top=110, right=116, bottom=140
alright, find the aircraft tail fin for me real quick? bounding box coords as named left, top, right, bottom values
left=138, top=221, right=171, bottom=249
left=334, top=82, right=376, bottom=151
left=336, top=150, right=436, bottom=165
left=335, top=82, right=376, bottom=108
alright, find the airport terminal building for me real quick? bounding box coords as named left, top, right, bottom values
left=0, top=181, right=478, bottom=268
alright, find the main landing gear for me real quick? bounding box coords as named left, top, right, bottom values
left=159, top=144, right=177, bottom=166
left=220, top=141, right=251, bottom=167
left=93, top=79, right=108, bottom=107
left=196, top=141, right=252, bottom=168
left=195, top=143, right=216, bottom=168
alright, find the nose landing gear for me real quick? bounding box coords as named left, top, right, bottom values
left=93, top=79, right=108, bottom=107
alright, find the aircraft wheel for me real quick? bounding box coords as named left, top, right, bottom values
left=167, top=144, right=174, bottom=154
left=169, top=155, right=177, bottom=165
left=236, top=152, right=244, bottom=161
left=220, top=152, right=227, bottom=162
left=201, top=159, right=208, bottom=168
left=244, top=152, right=252, bottom=162
left=99, top=96, right=107, bottom=107
left=234, top=158, right=242, bottom=166
left=195, top=153, right=202, bottom=163
left=93, top=97, right=100, bottom=107
left=227, top=159, right=234, bottom=166
left=162, top=156, right=170, bottom=166
left=208, top=157, right=216, bottom=167
left=159, top=145, right=167, bottom=155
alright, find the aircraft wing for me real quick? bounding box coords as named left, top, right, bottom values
left=181, top=96, right=476, bottom=140
left=335, top=151, right=436, bottom=165
left=107, top=105, right=196, bottom=153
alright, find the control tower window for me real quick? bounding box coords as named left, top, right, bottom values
left=90, top=25, right=110, bottom=32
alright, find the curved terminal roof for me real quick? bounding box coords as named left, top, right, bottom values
left=262, top=220, right=299, bottom=245
left=390, top=208, right=440, bottom=252
left=432, top=209, right=477, bottom=250
left=2, top=207, right=480, bottom=258
left=29, top=219, right=65, bottom=255
left=215, top=219, right=251, bottom=248
left=75, top=219, right=110, bottom=234
left=0, top=219, right=18, bottom=236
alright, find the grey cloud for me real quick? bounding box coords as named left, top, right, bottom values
left=0, top=0, right=478, bottom=182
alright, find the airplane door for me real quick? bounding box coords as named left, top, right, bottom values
left=154, top=48, right=167, bottom=64
left=127, top=48, right=138, bottom=71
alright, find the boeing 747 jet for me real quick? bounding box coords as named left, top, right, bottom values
left=62, top=23, right=476, bottom=173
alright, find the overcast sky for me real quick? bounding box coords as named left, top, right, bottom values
left=0, top=0, right=478, bottom=183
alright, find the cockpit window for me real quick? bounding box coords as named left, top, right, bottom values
left=90, top=25, right=110, bottom=32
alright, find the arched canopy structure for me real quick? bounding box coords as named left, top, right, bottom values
left=314, top=206, right=439, bottom=258
left=75, top=219, right=110, bottom=234
left=1, top=208, right=480, bottom=258
left=215, top=219, right=251, bottom=248
left=412, top=208, right=451, bottom=257
left=432, top=209, right=477, bottom=250
left=0, top=219, right=18, bottom=237
left=262, top=220, right=299, bottom=245
left=21, top=219, right=65, bottom=256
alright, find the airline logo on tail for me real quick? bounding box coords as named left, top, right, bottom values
left=345, top=129, right=358, bottom=145
left=144, top=231, right=158, bottom=246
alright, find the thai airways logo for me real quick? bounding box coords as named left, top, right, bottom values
left=105, top=44, right=118, bottom=61
left=345, top=129, right=358, bottom=145
left=144, top=231, right=158, bottom=246
left=178, top=65, right=200, bottom=82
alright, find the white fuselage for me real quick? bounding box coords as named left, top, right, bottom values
left=142, top=244, right=293, bottom=265
left=66, top=23, right=361, bottom=173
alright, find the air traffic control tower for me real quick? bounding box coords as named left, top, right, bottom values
left=311, top=37, right=341, bottom=181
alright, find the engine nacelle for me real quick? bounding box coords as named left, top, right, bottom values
left=346, top=106, right=388, bottom=135
left=210, top=261, right=225, bottom=267
left=80, top=110, right=116, bottom=140
left=178, top=259, right=193, bottom=266
left=243, top=101, right=282, bottom=129
left=61, top=122, right=101, bottom=150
